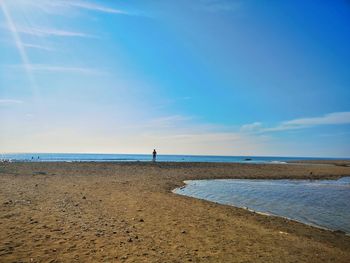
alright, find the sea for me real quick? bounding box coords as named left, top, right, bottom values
left=174, top=177, right=350, bottom=234
left=0, top=153, right=347, bottom=163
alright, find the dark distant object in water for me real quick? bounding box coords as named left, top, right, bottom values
left=244, top=158, right=252, bottom=161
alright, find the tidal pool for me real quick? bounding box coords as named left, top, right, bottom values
left=173, top=177, right=350, bottom=233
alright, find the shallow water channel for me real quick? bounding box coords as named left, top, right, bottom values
left=173, top=177, right=350, bottom=233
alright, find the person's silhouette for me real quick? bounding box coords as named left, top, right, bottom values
left=152, top=149, right=157, bottom=162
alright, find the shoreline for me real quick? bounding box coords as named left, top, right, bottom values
left=1, top=161, right=350, bottom=262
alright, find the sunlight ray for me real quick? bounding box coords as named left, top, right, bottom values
left=1, top=0, right=39, bottom=97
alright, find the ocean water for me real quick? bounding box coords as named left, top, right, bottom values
left=173, top=177, right=350, bottom=233
left=0, top=153, right=346, bottom=163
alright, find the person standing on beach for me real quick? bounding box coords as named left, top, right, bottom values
left=152, top=149, right=157, bottom=162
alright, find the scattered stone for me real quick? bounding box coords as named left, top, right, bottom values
left=127, top=238, right=133, bottom=242
left=139, top=218, right=144, bottom=222
left=33, top=171, right=47, bottom=175
left=334, top=229, right=346, bottom=235
left=181, top=230, right=186, bottom=234
left=82, top=196, right=86, bottom=200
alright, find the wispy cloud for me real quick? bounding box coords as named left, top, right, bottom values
left=282, top=112, right=350, bottom=126
left=0, top=99, right=23, bottom=105
left=266, top=112, right=350, bottom=132
left=62, top=1, right=129, bottom=15
left=7, top=25, right=95, bottom=38
left=19, top=0, right=132, bottom=16
left=240, top=122, right=263, bottom=132
left=241, top=112, right=350, bottom=133
left=22, top=43, right=55, bottom=51
left=12, top=64, right=108, bottom=75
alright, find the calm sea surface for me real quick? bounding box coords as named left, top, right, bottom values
left=174, top=177, right=350, bottom=233
left=0, top=153, right=347, bottom=163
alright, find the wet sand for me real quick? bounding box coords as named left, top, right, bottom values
left=1, top=161, right=350, bottom=262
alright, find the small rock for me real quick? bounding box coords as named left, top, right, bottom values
left=181, top=230, right=186, bottom=234
left=334, top=229, right=346, bottom=235
left=139, top=219, right=144, bottom=222
left=127, top=238, right=133, bottom=242
left=82, top=196, right=86, bottom=200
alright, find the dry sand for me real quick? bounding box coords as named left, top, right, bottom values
left=1, top=161, right=350, bottom=262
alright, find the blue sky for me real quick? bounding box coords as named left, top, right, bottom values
left=0, top=0, right=349, bottom=157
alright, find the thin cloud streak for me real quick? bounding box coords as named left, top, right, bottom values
left=23, top=43, right=55, bottom=51
left=15, top=64, right=108, bottom=75
left=265, top=112, right=350, bottom=132
left=63, top=1, right=129, bottom=15
left=241, top=112, right=350, bottom=133
left=20, top=0, right=133, bottom=16
left=7, top=25, right=95, bottom=38
left=0, top=99, right=23, bottom=105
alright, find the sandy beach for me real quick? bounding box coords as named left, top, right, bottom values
left=1, top=161, right=350, bottom=262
